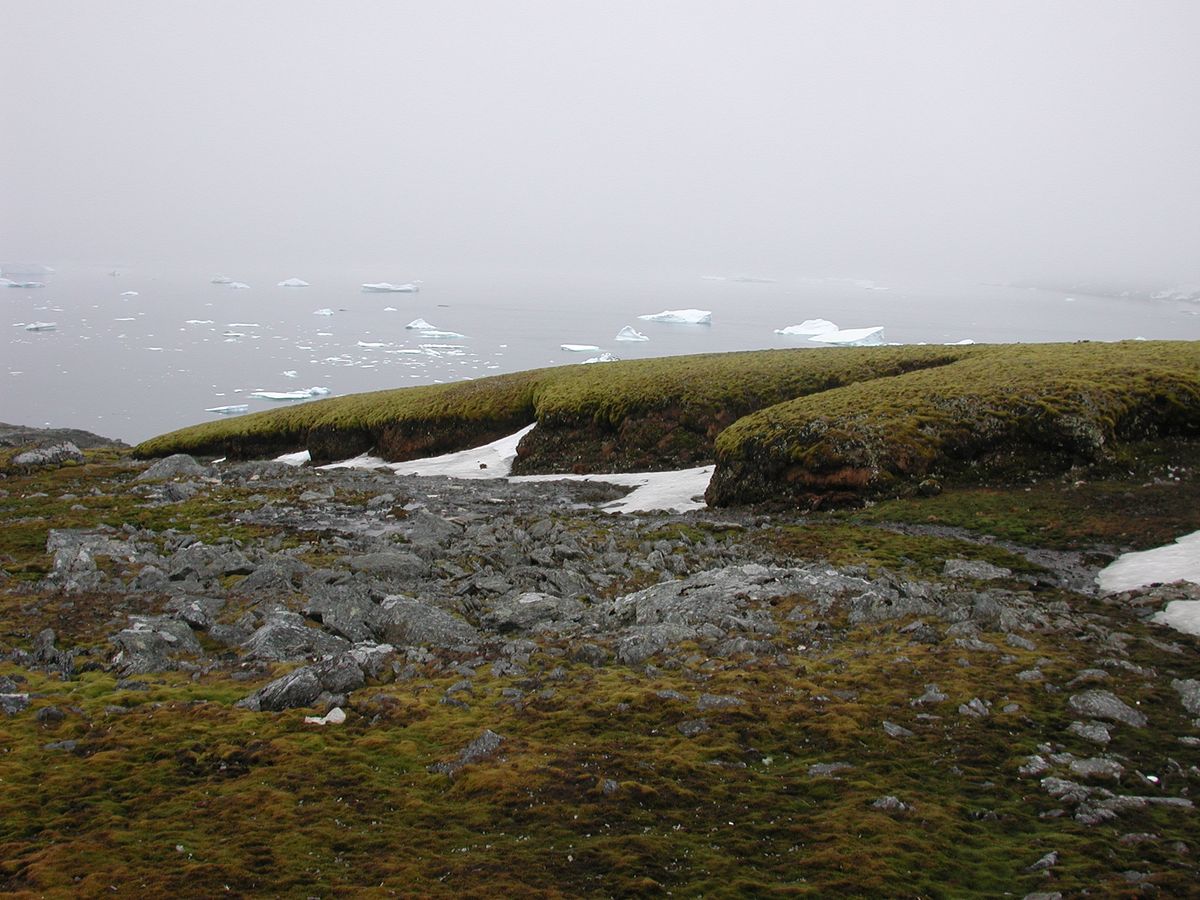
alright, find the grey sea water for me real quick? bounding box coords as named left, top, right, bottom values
left=5, top=263, right=1199, bottom=444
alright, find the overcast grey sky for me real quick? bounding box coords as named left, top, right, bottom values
left=3, top=1, right=1198, bottom=279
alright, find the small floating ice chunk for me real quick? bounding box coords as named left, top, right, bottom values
left=561, top=343, right=601, bottom=352
left=946, top=338, right=976, bottom=345
left=362, top=282, right=419, bottom=293
left=206, top=404, right=249, bottom=415
left=583, top=352, right=620, bottom=364
left=406, top=318, right=435, bottom=330
left=228, top=282, right=251, bottom=290
left=383, top=306, right=398, bottom=312
left=357, top=341, right=391, bottom=348
left=227, top=322, right=260, bottom=328
left=313, top=308, right=334, bottom=316
left=730, top=275, right=776, bottom=283
left=210, top=275, right=234, bottom=284
left=120, top=290, right=139, bottom=297
left=281, top=370, right=298, bottom=378
left=809, top=326, right=885, bottom=346
left=24, top=322, right=57, bottom=331
left=249, top=386, right=331, bottom=400
left=420, top=330, right=465, bottom=339
left=615, top=325, right=649, bottom=341
left=277, top=278, right=310, bottom=288
left=7, top=281, right=45, bottom=289
left=775, top=318, right=838, bottom=336
left=185, top=319, right=214, bottom=325
left=637, top=309, right=712, bottom=325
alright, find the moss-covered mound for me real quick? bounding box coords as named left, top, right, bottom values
left=707, top=341, right=1200, bottom=507
left=135, top=347, right=974, bottom=468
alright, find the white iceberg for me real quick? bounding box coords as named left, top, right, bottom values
left=583, top=352, right=620, bottom=364
left=277, top=278, right=310, bottom=288
left=313, top=308, right=334, bottom=316
left=406, top=318, right=435, bottom=330
left=615, top=326, right=649, bottom=342
left=420, top=329, right=466, bottom=339
left=1150, top=283, right=1200, bottom=302
left=809, top=326, right=885, bottom=346
left=120, top=290, right=139, bottom=297
left=0, top=278, right=12, bottom=287
left=24, top=322, right=57, bottom=331
left=362, top=282, right=419, bottom=293
left=249, top=386, right=331, bottom=400
left=228, top=282, right=251, bottom=290
left=1, top=263, right=54, bottom=276
left=206, top=404, right=249, bottom=415
left=561, top=344, right=601, bottom=352
left=637, top=309, right=712, bottom=325
left=210, top=275, right=234, bottom=284
left=775, top=318, right=838, bottom=336
left=7, top=281, right=45, bottom=289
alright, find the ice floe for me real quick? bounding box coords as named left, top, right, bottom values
left=228, top=282, right=251, bottom=290
left=561, top=344, right=601, bottom=352
left=809, top=326, right=885, bottom=346
left=185, top=319, right=214, bottom=325
left=24, top=322, right=57, bottom=331
left=406, top=318, right=435, bottom=330
left=206, top=404, right=249, bottom=415
left=637, top=309, right=712, bottom=325
left=210, top=275, right=234, bottom=284
left=120, top=291, right=139, bottom=297
left=362, top=282, right=419, bottom=293
left=583, top=352, right=620, bottom=364
left=249, top=386, right=331, bottom=401
left=281, top=370, right=298, bottom=378
left=775, top=318, right=838, bottom=336
left=7, top=281, right=45, bottom=289
left=313, top=308, right=334, bottom=316
left=277, top=278, right=310, bottom=288
left=420, top=330, right=466, bottom=339
left=615, top=326, right=649, bottom=341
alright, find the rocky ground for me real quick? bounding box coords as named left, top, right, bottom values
left=1, top=428, right=1199, bottom=897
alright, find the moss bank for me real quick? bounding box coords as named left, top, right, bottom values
left=708, top=341, right=1200, bottom=507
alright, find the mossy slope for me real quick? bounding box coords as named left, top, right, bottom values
left=708, top=341, right=1200, bottom=507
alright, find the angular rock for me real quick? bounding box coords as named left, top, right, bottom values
left=1067, top=691, right=1148, bottom=728
left=110, top=616, right=203, bottom=674
left=136, top=454, right=209, bottom=482
left=165, top=595, right=225, bottom=630
left=1069, top=757, right=1124, bottom=781
left=13, top=442, right=84, bottom=468
left=428, top=729, right=505, bottom=776
left=376, top=595, right=479, bottom=649
left=943, top=559, right=1012, bottom=581
left=0, top=693, right=30, bottom=716
left=1171, top=679, right=1200, bottom=716
left=481, top=592, right=585, bottom=633
left=241, top=611, right=350, bottom=662
left=348, top=551, right=429, bottom=580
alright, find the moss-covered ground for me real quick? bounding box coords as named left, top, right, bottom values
left=1, top=440, right=1199, bottom=896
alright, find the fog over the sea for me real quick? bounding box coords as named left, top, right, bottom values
left=3, top=1, right=1199, bottom=283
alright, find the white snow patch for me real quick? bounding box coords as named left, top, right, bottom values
left=1152, top=602, right=1200, bottom=637
left=304, top=707, right=346, bottom=725
left=318, top=425, right=711, bottom=513
left=809, top=326, right=885, bottom=346
left=638, top=308, right=712, bottom=325
left=1097, top=530, right=1200, bottom=594
left=615, top=326, right=649, bottom=341
left=775, top=318, right=838, bottom=336
left=275, top=450, right=312, bottom=466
